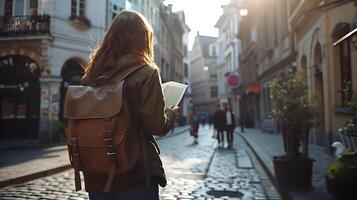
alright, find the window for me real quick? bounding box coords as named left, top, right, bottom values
left=184, top=44, right=188, bottom=57
left=0, top=0, right=4, bottom=16
left=184, top=63, right=188, bottom=77
left=211, top=87, right=217, bottom=98
left=111, top=3, right=123, bottom=20
left=71, top=0, right=85, bottom=17
left=340, top=38, right=352, bottom=105
left=10, top=0, right=37, bottom=16
left=210, top=45, right=216, bottom=56
left=13, top=0, right=24, bottom=16
left=210, top=73, right=217, bottom=79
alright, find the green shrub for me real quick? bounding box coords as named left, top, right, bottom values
left=327, top=151, right=357, bottom=183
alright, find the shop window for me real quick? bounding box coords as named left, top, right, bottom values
left=2, top=99, right=15, bottom=119
left=1, top=98, right=26, bottom=119
left=71, top=0, right=85, bottom=17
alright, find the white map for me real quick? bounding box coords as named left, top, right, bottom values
left=162, top=81, right=188, bottom=108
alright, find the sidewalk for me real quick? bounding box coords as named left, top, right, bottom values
left=238, top=128, right=335, bottom=200
left=0, top=125, right=190, bottom=188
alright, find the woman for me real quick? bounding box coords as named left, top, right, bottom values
left=224, top=104, right=236, bottom=149
left=81, top=10, right=179, bottom=199
left=188, top=107, right=199, bottom=144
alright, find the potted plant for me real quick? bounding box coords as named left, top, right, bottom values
left=326, top=86, right=357, bottom=200
left=269, top=71, right=318, bottom=190
left=51, top=120, right=65, bottom=143
left=326, top=151, right=357, bottom=200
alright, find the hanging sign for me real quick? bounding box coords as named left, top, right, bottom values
left=227, top=74, right=240, bottom=89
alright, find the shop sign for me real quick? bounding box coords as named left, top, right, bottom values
left=227, top=74, right=240, bottom=89
left=247, top=85, right=261, bottom=94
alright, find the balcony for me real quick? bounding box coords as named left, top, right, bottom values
left=0, top=15, right=50, bottom=37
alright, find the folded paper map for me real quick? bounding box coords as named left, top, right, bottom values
left=162, top=81, right=188, bottom=108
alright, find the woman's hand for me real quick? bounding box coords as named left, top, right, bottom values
left=169, top=106, right=180, bottom=121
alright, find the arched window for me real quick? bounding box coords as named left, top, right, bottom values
left=332, top=23, right=352, bottom=105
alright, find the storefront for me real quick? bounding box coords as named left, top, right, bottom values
left=0, top=55, right=41, bottom=140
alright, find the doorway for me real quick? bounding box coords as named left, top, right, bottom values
left=0, top=55, right=41, bottom=140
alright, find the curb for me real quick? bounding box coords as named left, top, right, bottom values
left=236, top=131, right=292, bottom=200
left=0, top=164, right=72, bottom=189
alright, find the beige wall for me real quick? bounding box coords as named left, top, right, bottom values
left=296, top=2, right=357, bottom=139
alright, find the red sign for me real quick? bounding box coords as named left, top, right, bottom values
left=249, top=86, right=261, bottom=94
left=227, top=74, right=240, bottom=88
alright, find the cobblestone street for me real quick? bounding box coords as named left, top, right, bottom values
left=0, top=126, right=281, bottom=199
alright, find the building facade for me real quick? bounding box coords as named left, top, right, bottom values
left=175, top=10, right=191, bottom=122
left=0, top=0, right=107, bottom=142
left=290, top=0, right=357, bottom=149
left=238, top=0, right=295, bottom=129
left=190, top=33, right=219, bottom=116
left=215, top=0, right=242, bottom=122
left=238, top=0, right=357, bottom=151
left=0, top=0, right=189, bottom=143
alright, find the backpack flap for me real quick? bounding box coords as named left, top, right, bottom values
left=64, top=81, right=123, bottom=119
left=64, top=81, right=125, bottom=147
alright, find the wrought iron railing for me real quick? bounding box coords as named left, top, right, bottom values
left=0, top=15, right=50, bottom=36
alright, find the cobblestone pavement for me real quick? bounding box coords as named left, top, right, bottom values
left=0, top=126, right=281, bottom=199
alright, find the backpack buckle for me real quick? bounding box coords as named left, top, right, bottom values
left=70, top=137, right=78, bottom=144
left=104, top=137, right=113, bottom=141
left=107, top=152, right=116, bottom=155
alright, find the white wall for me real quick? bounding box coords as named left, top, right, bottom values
left=45, top=0, right=107, bottom=76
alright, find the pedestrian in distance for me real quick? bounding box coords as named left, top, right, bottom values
left=188, top=106, right=200, bottom=144
left=213, top=104, right=226, bottom=148
left=224, top=104, right=236, bottom=149
left=64, top=10, right=180, bottom=200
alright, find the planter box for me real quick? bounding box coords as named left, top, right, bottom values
left=326, top=175, right=357, bottom=200
left=273, top=156, right=314, bottom=191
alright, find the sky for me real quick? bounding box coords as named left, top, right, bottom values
left=164, top=0, right=230, bottom=50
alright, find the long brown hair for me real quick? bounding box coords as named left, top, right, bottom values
left=83, top=10, right=154, bottom=84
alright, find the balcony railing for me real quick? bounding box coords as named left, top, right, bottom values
left=0, top=15, right=50, bottom=37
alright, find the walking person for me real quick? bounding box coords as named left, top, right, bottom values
left=65, top=10, right=179, bottom=200
left=224, top=104, right=236, bottom=149
left=188, top=107, right=200, bottom=144
left=213, top=104, right=226, bottom=148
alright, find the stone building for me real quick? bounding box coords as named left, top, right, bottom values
left=175, top=10, right=191, bottom=122
left=240, top=0, right=295, bottom=129
left=0, top=0, right=107, bottom=142
left=290, top=0, right=357, bottom=148
left=190, top=33, right=219, bottom=116
left=238, top=0, right=357, bottom=151
left=215, top=0, right=242, bottom=122
left=0, top=0, right=189, bottom=143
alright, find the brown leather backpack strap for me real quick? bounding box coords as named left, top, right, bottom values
left=103, top=117, right=117, bottom=192
left=69, top=120, right=82, bottom=191
left=74, top=170, right=81, bottom=191
left=111, top=63, right=146, bottom=83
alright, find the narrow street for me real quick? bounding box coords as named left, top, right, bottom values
left=0, top=126, right=281, bottom=200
